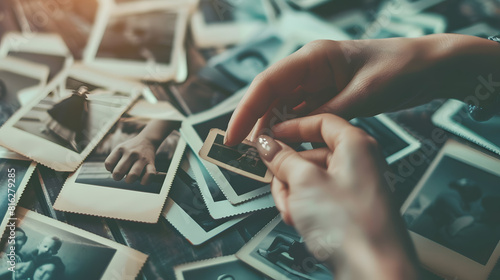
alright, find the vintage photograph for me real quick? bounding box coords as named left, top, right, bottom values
left=53, top=104, right=185, bottom=223
left=237, top=216, right=332, bottom=280
left=200, top=129, right=272, bottom=183
left=403, top=155, right=500, bottom=265
left=350, top=114, right=421, bottom=164
left=174, top=255, right=267, bottom=280
left=182, top=105, right=272, bottom=205
left=0, top=208, right=147, bottom=280
left=163, top=151, right=247, bottom=245
left=189, top=149, right=275, bottom=219
left=0, top=154, right=36, bottom=237
left=0, top=58, right=48, bottom=126
left=433, top=100, right=500, bottom=156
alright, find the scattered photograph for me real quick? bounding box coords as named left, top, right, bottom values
left=0, top=208, right=147, bottom=280
left=0, top=153, right=36, bottom=238
left=200, top=129, right=272, bottom=183
left=0, top=57, right=48, bottom=126
left=85, top=2, right=189, bottom=81
left=0, top=65, right=142, bottom=172
left=188, top=149, right=275, bottom=219
left=432, top=99, right=500, bottom=155
left=237, top=216, right=333, bottom=280
left=53, top=103, right=186, bottom=223
left=404, top=156, right=500, bottom=265
left=175, top=255, right=267, bottom=280
left=351, top=114, right=421, bottom=164
left=0, top=33, right=73, bottom=83
left=163, top=150, right=247, bottom=245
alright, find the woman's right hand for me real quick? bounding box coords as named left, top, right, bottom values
left=226, top=33, right=500, bottom=146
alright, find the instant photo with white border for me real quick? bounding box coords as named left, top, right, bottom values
left=236, top=215, right=333, bottom=280
left=432, top=99, right=500, bottom=156
left=0, top=32, right=73, bottom=89
left=53, top=102, right=186, bottom=223
left=0, top=56, right=49, bottom=117
left=401, top=139, right=500, bottom=280
left=181, top=102, right=272, bottom=205
left=188, top=149, right=275, bottom=219
left=163, top=149, right=248, bottom=246
left=0, top=64, right=142, bottom=172
left=84, top=0, right=189, bottom=81
left=0, top=150, right=36, bottom=237
left=351, top=114, right=422, bottom=164
left=1, top=207, right=148, bottom=279
left=174, top=255, right=267, bottom=280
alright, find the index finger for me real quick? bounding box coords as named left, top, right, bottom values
left=225, top=41, right=337, bottom=146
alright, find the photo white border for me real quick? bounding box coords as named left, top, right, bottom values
left=401, top=139, right=500, bottom=280
left=188, top=149, right=275, bottom=219
left=12, top=207, right=148, bottom=279
left=0, top=64, right=142, bottom=172
left=84, top=0, right=189, bottom=82
left=174, top=255, right=261, bottom=280
left=432, top=99, right=500, bottom=156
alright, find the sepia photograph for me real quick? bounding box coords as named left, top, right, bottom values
left=0, top=208, right=147, bottom=280
left=237, top=216, right=332, bottom=280
left=163, top=151, right=247, bottom=245
left=200, top=129, right=272, bottom=183
left=175, top=255, right=267, bottom=280
left=53, top=103, right=186, bottom=223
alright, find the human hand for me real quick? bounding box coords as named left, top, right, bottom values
left=104, top=135, right=157, bottom=185
left=226, top=33, right=500, bottom=146
left=255, top=114, right=417, bottom=280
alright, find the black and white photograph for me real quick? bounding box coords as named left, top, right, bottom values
left=0, top=57, right=48, bottom=126
left=0, top=65, right=142, bottom=172
left=0, top=151, right=36, bottom=238
left=85, top=1, right=189, bottom=81
left=237, top=216, right=333, bottom=280
left=0, top=208, right=147, bottom=280
left=174, top=255, right=267, bottom=280
left=163, top=150, right=247, bottom=245
left=189, top=149, right=275, bottom=219
left=0, top=33, right=73, bottom=84
left=181, top=104, right=272, bottom=205
left=53, top=102, right=186, bottom=223
left=402, top=140, right=500, bottom=280
left=191, top=0, right=273, bottom=47
left=350, top=114, right=421, bottom=164
left=432, top=99, right=500, bottom=155
left=200, top=129, right=272, bottom=183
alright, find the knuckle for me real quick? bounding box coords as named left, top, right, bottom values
left=302, top=40, right=334, bottom=53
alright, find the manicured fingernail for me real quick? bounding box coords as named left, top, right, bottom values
left=257, top=135, right=281, bottom=161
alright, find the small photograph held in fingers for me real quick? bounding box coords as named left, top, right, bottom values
left=53, top=105, right=186, bottom=223
left=199, top=128, right=273, bottom=183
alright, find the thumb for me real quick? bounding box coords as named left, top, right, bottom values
left=256, top=135, right=327, bottom=190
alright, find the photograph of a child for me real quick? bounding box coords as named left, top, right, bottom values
left=75, top=114, right=181, bottom=194
left=404, top=156, right=500, bottom=265
left=239, top=217, right=332, bottom=280
left=12, top=81, right=131, bottom=153
left=96, top=11, right=177, bottom=64
left=0, top=214, right=116, bottom=280
left=0, top=69, right=41, bottom=126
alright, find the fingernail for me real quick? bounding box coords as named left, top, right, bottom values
left=223, top=133, right=229, bottom=145
left=257, top=135, right=281, bottom=161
